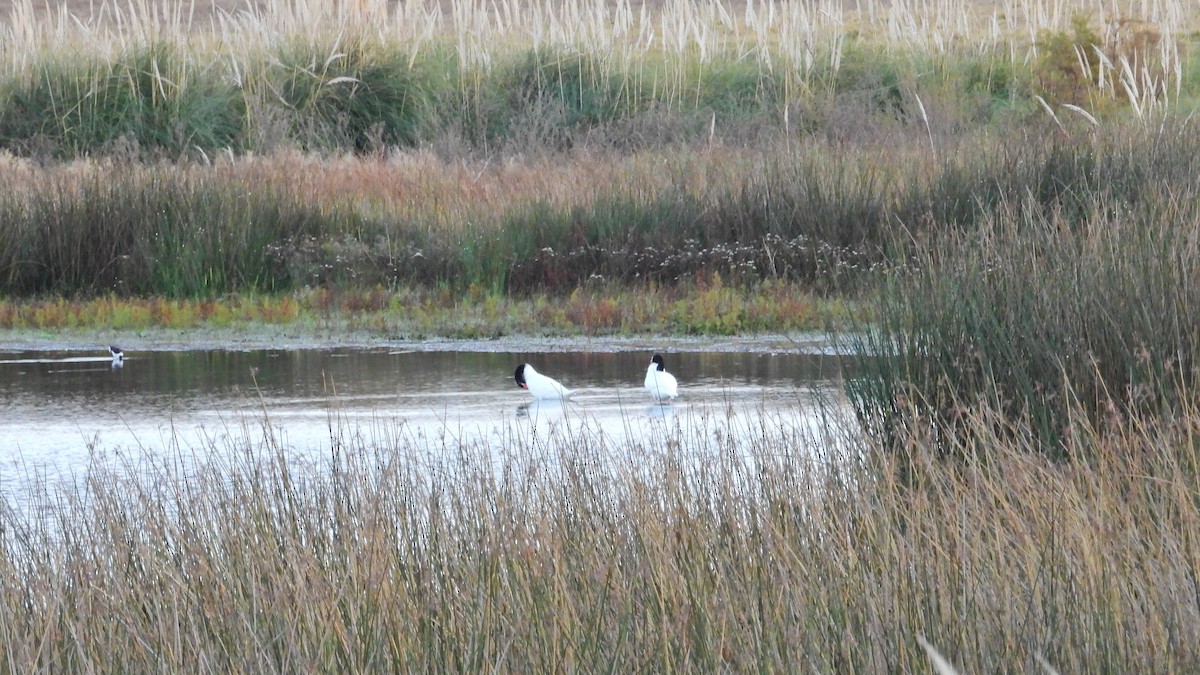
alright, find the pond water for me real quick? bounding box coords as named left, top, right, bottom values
left=0, top=347, right=850, bottom=494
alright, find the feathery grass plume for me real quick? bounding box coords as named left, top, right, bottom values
left=0, top=0, right=1192, bottom=156
left=918, top=636, right=961, bottom=675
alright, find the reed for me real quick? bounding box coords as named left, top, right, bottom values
left=1, top=389, right=1198, bottom=670
left=0, top=42, right=244, bottom=158
left=5, top=118, right=1200, bottom=299
left=249, top=39, right=435, bottom=152
left=846, top=121, right=1200, bottom=456
left=0, top=139, right=913, bottom=297
left=0, top=0, right=1192, bottom=158
left=0, top=164, right=370, bottom=297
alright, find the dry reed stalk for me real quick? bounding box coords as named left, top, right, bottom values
left=3, top=394, right=1199, bottom=670
left=1, top=0, right=1194, bottom=85
left=0, top=141, right=780, bottom=221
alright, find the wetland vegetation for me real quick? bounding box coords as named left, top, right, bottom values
left=2, top=0, right=1200, bottom=670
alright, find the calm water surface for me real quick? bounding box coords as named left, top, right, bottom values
left=0, top=348, right=847, bottom=491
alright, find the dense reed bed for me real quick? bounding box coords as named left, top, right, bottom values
left=0, top=141, right=899, bottom=296
left=847, top=120, right=1200, bottom=457
left=0, top=0, right=1193, bottom=158
left=1, top=396, right=1198, bottom=671
left=4, top=118, right=1200, bottom=302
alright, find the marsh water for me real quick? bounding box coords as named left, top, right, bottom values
left=0, top=346, right=848, bottom=494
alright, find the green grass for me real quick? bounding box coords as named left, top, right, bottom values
left=255, top=40, right=434, bottom=152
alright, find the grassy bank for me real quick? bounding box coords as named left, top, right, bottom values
left=0, top=0, right=1194, bottom=317
left=0, top=280, right=855, bottom=339
left=0, top=145, right=898, bottom=297
left=1, top=396, right=1198, bottom=671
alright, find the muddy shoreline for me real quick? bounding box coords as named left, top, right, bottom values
left=0, top=326, right=840, bottom=355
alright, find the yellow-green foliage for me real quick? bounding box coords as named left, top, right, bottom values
left=0, top=295, right=301, bottom=330
left=1036, top=16, right=1103, bottom=104
left=1034, top=14, right=1175, bottom=113
left=0, top=283, right=850, bottom=337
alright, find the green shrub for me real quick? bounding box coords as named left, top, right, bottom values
left=1034, top=15, right=1103, bottom=104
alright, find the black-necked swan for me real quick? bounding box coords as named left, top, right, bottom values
left=645, top=354, right=678, bottom=402
left=514, top=363, right=574, bottom=400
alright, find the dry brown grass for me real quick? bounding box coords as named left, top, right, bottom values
left=2, top=395, right=1199, bottom=671
left=3, top=0, right=1195, bottom=60
left=0, top=141, right=811, bottom=227
left=0, top=120, right=945, bottom=207
left=0, top=0, right=655, bottom=20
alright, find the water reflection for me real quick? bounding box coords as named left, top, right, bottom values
left=0, top=347, right=848, bottom=491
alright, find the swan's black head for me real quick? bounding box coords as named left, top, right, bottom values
left=514, top=364, right=528, bottom=389
left=651, top=354, right=666, bottom=372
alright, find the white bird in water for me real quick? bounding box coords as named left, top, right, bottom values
left=514, top=363, right=574, bottom=400
left=109, top=345, right=125, bottom=368
left=645, top=354, right=678, bottom=402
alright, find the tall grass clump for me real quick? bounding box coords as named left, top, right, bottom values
left=465, top=48, right=623, bottom=150
left=251, top=40, right=435, bottom=152
left=0, top=167, right=373, bottom=297
left=847, top=122, right=1200, bottom=456
left=0, top=43, right=243, bottom=159
left=2, top=396, right=1200, bottom=670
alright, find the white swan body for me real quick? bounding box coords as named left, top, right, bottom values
left=514, top=363, right=574, bottom=400
left=645, top=354, right=678, bottom=402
